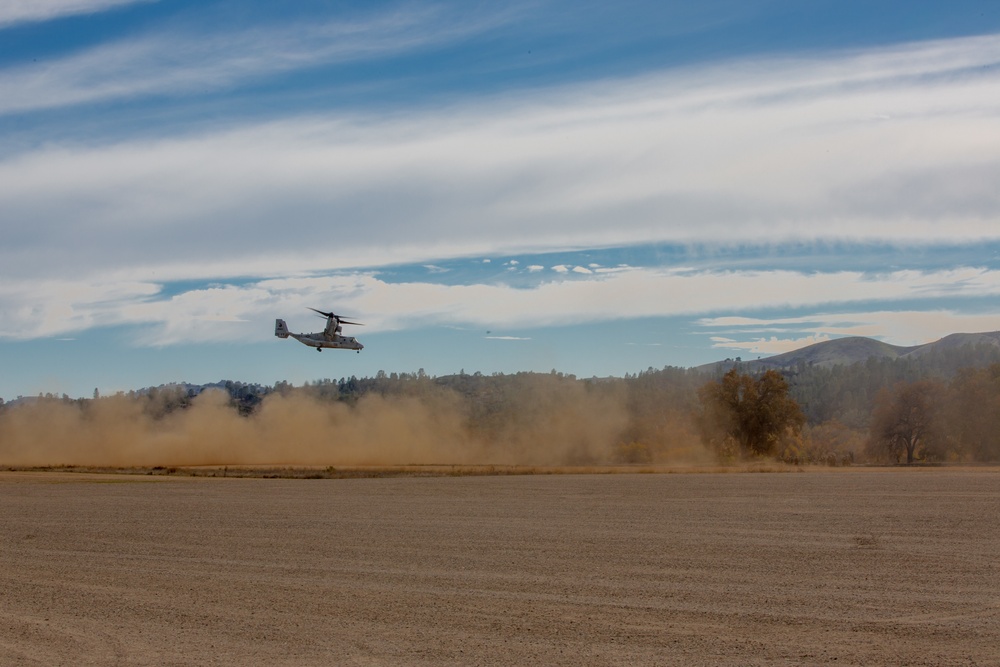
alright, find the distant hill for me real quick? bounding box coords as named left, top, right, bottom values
left=699, top=331, right=1000, bottom=374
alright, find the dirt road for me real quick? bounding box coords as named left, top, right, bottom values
left=1, top=469, right=997, bottom=665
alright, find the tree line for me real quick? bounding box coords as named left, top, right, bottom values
left=4, top=343, right=999, bottom=465
left=697, top=354, right=1000, bottom=464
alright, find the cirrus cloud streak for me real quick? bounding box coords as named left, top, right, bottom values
left=3, top=265, right=999, bottom=346
left=0, top=0, right=149, bottom=28
left=2, top=33, right=1000, bottom=285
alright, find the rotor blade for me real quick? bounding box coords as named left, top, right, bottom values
left=307, top=307, right=363, bottom=325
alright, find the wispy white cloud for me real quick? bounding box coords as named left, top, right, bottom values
left=699, top=311, right=1000, bottom=349
left=0, top=5, right=510, bottom=116
left=0, top=278, right=160, bottom=339
left=711, top=335, right=833, bottom=355
left=0, top=0, right=148, bottom=27
left=4, top=265, right=1000, bottom=344
left=3, top=32, right=1000, bottom=285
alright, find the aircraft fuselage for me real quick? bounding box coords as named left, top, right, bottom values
left=289, top=332, right=363, bottom=351
left=275, top=317, right=364, bottom=352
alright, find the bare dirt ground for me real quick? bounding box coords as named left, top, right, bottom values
left=1, top=469, right=998, bottom=666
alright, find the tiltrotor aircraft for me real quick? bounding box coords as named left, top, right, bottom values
left=275, top=308, right=364, bottom=352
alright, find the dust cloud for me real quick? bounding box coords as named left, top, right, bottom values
left=0, top=379, right=704, bottom=468
left=0, top=390, right=465, bottom=467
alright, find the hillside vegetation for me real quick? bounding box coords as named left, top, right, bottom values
left=3, top=334, right=1000, bottom=467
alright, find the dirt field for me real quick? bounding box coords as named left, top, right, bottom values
left=1, top=469, right=997, bottom=666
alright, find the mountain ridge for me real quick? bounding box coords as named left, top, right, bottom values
left=699, top=331, right=1000, bottom=373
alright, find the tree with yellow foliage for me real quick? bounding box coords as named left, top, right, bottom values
left=697, top=369, right=805, bottom=460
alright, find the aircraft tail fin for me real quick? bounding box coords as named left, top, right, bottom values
left=275, top=319, right=290, bottom=338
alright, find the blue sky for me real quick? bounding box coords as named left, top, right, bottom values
left=2, top=0, right=1000, bottom=400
